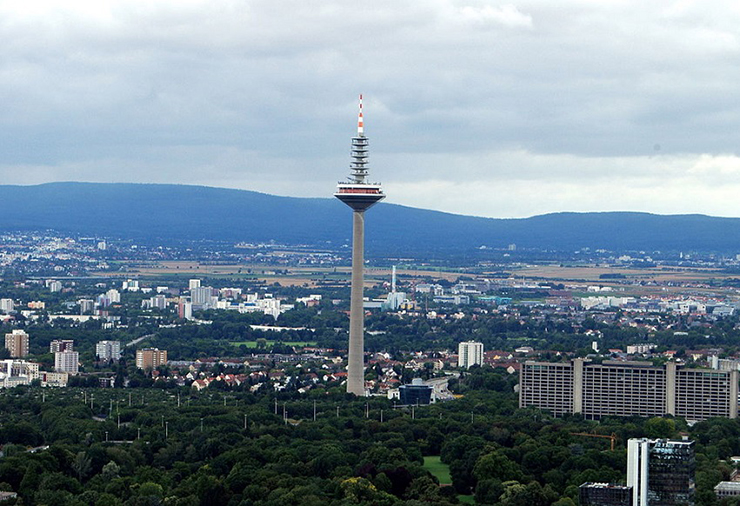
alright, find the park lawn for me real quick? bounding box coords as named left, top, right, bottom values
left=458, top=495, right=475, bottom=503
left=423, top=456, right=452, bottom=485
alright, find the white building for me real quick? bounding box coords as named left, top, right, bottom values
left=189, top=279, right=201, bottom=290
left=0, top=359, right=40, bottom=388
left=626, top=343, right=657, bottom=355
left=96, top=340, right=122, bottom=361
left=191, top=286, right=215, bottom=308
left=122, top=279, right=140, bottom=292
left=458, top=341, right=484, bottom=369
left=0, top=298, right=14, bottom=313
left=106, top=289, right=121, bottom=304
left=54, top=351, right=79, bottom=375
left=48, top=280, right=62, bottom=292
left=142, top=294, right=168, bottom=310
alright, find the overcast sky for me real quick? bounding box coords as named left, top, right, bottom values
left=1, top=0, right=739, bottom=218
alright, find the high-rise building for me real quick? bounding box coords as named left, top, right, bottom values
left=96, top=340, right=122, bottom=361
left=106, top=289, right=121, bottom=304
left=519, top=359, right=738, bottom=421
left=191, top=286, right=215, bottom=308
left=78, top=299, right=95, bottom=314
left=54, top=351, right=79, bottom=375
left=148, top=294, right=168, bottom=310
left=0, top=298, right=14, bottom=313
left=334, top=95, right=385, bottom=396
left=4, top=330, right=29, bottom=358
left=579, top=483, right=633, bottom=506
left=136, top=348, right=167, bottom=370
left=50, top=339, right=74, bottom=353
left=458, top=341, right=484, bottom=368
left=189, top=279, right=201, bottom=290
left=178, top=300, right=193, bottom=320
left=627, top=438, right=695, bottom=506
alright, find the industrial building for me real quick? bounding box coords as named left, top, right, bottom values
left=520, top=359, right=738, bottom=421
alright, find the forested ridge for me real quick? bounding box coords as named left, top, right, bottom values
left=1, top=182, right=740, bottom=253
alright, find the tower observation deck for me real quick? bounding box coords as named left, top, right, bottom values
left=334, top=94, right=385, bottom=211
left=335, top=94, right=384, bottom=396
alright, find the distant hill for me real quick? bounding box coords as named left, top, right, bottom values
left=1, top=182, right=739, bottom=254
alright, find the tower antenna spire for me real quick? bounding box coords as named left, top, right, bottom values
left=357, top=94, right=364, bottom=136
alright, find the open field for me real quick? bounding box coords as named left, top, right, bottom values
left=423, top=456, right=452, bottom=485
left=97, top=260, right=740, bottom=300
left=507, top=264, right=726, bottom=283
left=486, top=263, right=740, bottom=299
left=99, top=261, right=467, bottom=287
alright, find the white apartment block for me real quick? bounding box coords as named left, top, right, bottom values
left=55, top=351, right=79, bottom=375
left=191, top=286, right=215, bottom=308
left=106, top=289, right=121, bottom=303
left=0, top=359, right=40, bottom=388
left=0, top=298, right=14, bottom=313
left=96, top=340, right=122, bottom=361
left=458, top=341, right=484, bottom=369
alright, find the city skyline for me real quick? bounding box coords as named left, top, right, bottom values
left=0, top=2, right=739, bottom=219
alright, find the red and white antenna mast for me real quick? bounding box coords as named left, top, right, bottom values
left=357, top=94, right=364, bottom=136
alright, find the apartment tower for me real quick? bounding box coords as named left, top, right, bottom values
left=334, top=95, right=385, bottom=395
left=4, top=329, right=29, bottom=358
left=458, top=341, right=484, bottom=368
left=136, top=348, right=168, bottom=371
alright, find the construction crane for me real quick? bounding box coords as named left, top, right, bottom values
left=570, top=432, right=618, bottom=451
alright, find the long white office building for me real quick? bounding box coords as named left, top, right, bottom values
left=520, top=359, right=738, bottom=421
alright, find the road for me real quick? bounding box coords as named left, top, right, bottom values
left=125, top=334, right=154, bottom=348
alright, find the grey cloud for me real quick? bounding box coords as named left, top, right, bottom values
left=0, top=1, right=739, bottom=217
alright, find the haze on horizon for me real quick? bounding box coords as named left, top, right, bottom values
left=1, top=1, right=739, bottom=220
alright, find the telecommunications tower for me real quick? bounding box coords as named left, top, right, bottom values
left=334, top=95, right=385, bottom=395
